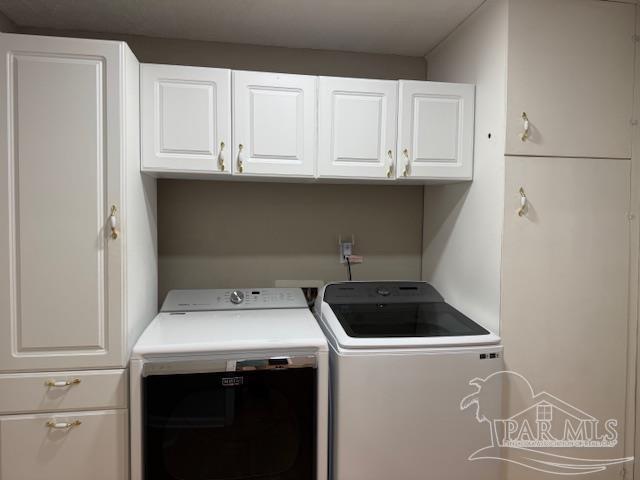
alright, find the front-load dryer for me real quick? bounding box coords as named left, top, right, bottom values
left=130, top=288, right=328, bottom=480
left=314, top=281, right=503, bottom=480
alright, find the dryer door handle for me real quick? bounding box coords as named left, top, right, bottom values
left=234, top=355, right=317, bottom=371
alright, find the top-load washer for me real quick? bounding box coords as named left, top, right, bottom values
left=130, top=288, right=328, bottom=480
left=314, top=281, right=503, bottom=480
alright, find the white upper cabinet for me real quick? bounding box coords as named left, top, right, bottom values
left=318, top=77, right=398, bottom=179
left=397, top=81, right=474, bottom=181
left=505, top=0, right=635, bottom=158
left=139, top=65, right=475, bottom=183
left=141, top=64, right=231, bottom=174
left=232, top=71, right=316, bottom=177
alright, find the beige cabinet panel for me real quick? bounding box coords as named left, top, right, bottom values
left=0, top=409, right=128, bottom=480
left=502, top=156, right=630, bottom=479
left=0, top=35, right=123, bottom=371
left=506, top=0, right=635, bottom=158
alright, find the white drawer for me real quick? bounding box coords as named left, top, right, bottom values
left=0, top=369, right=127, bottom=414
left=0, top=409, right=128, bottom=480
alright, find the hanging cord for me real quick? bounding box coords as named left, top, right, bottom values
left=346, top=256, right=352, bottom=281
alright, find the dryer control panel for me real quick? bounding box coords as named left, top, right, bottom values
left=161, top=288, right=307, bottom=312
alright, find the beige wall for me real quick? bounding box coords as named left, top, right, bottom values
left=0, top=11, right=16, bottom=32
left=14, top=27, right=427, bottom=299
left=18, top=27, right=427, bottom=80
left=158, top=181, right=423, bottom=300
left=423, top=0, right=507, bottom=334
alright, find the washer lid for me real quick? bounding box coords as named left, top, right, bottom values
left=319, top=282, right=500, bottom=348
left=330, top=302, right=489, bottom=338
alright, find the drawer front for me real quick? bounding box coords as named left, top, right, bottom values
left=0, top=409, right=128, bottom=480
left=0, top=369, right=127, bottom=414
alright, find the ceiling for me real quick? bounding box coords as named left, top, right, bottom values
left=0, top=0, right=484, bottom=57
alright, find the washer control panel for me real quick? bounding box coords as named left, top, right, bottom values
left=324, top=281, right=444, bottom=305
left=161, top=288, right=307, bottom=312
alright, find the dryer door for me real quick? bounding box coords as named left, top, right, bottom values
left=143, top=362, right=317, bottom=480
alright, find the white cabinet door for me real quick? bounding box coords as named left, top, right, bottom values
left=505, top=0, right=635, bottom=158
left=232, top=71, right=316, bottom=177
left=141, top=64, right=231, bottom=174
left=0, top=34, right=123, bottom=371
left=501, top=157, right=630, bottom=479
left=317, top=77, right=397, bottom=179
left=397, top=81, right=474, bottom=181
left=0, top=410, right=128, bottom=480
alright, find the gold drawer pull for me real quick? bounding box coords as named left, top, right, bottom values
left=46, top=420, right=82, bottom=430
left=45, top=378, right=81, bottom=388
left=402, top=148, right=411, bottom=177
left=520, top=112, right=530, bottom=142
left=237, top=144, right=245, bottom=173
left=218, top=141, right=225, bottom=171
left=386, top=150, right=394, bottom=178
left=108, top=205, right=119, bottom=239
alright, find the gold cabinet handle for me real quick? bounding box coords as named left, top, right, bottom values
left=517, top=187, right=528, bottom=217
left=237, top=144, right=245, bottom=173
left=218, top=141, right=225, bottom=171
left=46, top=419, right=82, bottom=430
left=402, top=149, right=411, bottom=177
left=45, top=378, right=81, bottom=388
left=108, top=205, right=119, bottom=239
left=520, top=112, right=530, bottom=142
left=386, top=149, right=394, bottom=178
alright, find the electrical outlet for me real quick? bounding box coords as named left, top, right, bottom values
left=339, top=242, right=353, bottom=263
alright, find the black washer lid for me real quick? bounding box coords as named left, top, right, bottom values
left=324, top=281, right=444, bottom=305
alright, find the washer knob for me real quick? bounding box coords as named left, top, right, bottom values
left=230, top=290, right=245, bottom=304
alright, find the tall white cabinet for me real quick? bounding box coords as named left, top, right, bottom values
left=0, top=33, right=157, bottom=479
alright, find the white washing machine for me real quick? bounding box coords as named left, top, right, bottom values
left=130, top=288, right=328, bottom=480
left=314, top=281, right=503, bottom=480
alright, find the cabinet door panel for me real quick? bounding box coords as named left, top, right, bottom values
left=0, top=34, right=123, bottom=371
left=233, top=71, right=316, bottom=177
left=501, top=156, right=630, bottom=479
left=397, top=81, right=474, bottom=180
left=318, top=77, right=397, bottom=179
left=505, top=0, right=635, bottom=158
left=0, top=410, right=128, bottom=480
left=142, top=64, right=231, bottom=174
